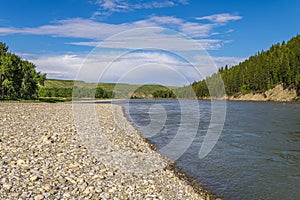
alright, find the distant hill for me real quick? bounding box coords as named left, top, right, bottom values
left=39, top=79, right=178, bottom=99
left=192, top=34, right=300, bottom=98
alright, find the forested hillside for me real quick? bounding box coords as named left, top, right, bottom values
left=0, top=43, right=45, bottom=99
left=192, top=35, right=300, bottom=97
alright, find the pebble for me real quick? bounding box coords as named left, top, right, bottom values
left=3, top=183, right=12, bottom=191
left=34, top=194, right=44, bottom=200
left=63, top=192, right=71, bottom=198
left=44, top=184, right=51, bottom=191
left=108, top=188, right=116, bottom=193
left=16, top=159, right=25, bottom=165
left=83, top=188, right=90, bottom=196
left=30, top=175, right=39, bottom=182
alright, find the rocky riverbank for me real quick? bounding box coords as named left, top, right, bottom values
left=198, top=84, right=298, bottom=102
left=228, top=84, right=298, bottom=102
left=0, top=102, right=211, bottom=200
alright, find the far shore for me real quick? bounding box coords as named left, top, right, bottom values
left=199, top=84, right=299, bottom=102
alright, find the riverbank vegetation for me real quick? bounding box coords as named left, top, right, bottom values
left=40, top=79, right=177, bottom=99
left=0, top=43, right=46, bottom=100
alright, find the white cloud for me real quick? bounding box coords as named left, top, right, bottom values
left=95, top=0, right=130, bottom=12
left=29, top=54, right=83, bottom=79
left=0, top=13, right=242, bottom=44
left=27, top=50, right=217, bottom=85
left=148, top=15, right=183, bottom=25
left=212, top=56, right=245, bottom=68
left=134, top=1, right=176, bottom=9
left=196, top=39, right=226, bottom=50
left=0, top=18, right=149, bottom=39
left=180, top=22, right=214, bottom=38
left=67, top=27, right=225, bottom=51
left=67, top=41, right=101, bottom=47
left=0, top=15, right=237, bottom=51
left=24, top=49, right=245, bottom=85
left=94, top=0, right=186, bottom=14
left=68, top=38, right=224, bottom=51
left=226, top=29, right=234, bottom=33
left=15, top=52, right=37, bottom=59
left=96, top=52, right=199, bottom=85
left=196, top=13, right=242, bottom=23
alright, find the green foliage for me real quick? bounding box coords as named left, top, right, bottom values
left=0, top=42, right=45, bottom=99
left=175, top=85, right=197, bottom=99
left=38, top=87, right=73, bottom=97
left=0, top=43, right=8, bottom=56
left=38, top=97, right=72, bottom=103
left=39, top=84, right=114, bottom=99
left=152, top=88, right=176, bottom=99
left=95, top=85, right=114, bottom=99
left=295, top=73, right=300, bottom=96
left=192, top=34, right=300, bottom=97
left=41, top=79, right=178, bottom=99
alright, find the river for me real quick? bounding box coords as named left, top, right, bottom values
left=117, top=100, right=300, bottom=200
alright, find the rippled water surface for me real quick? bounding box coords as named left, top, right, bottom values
left=119, top=100, right=300, bottom=200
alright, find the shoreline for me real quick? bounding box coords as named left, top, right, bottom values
left=198, top=97, right=300, bottom=102
left=118, top=105, right=219, bottom=200
left=0, top=102, right=217, bottom=199
left=200, top=84, right=299, bottom=102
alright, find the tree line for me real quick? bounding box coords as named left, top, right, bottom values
left=39, top=85, right=114, bottom=99
left=152, top=88, right=176, bottom=99
left=192, top=34, right=300, bottom=97
left=0, top=43, right=46, bottom=99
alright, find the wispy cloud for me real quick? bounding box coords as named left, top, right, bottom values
left=68, top=38, right=226, bottom=51
left=94, top=0, right=187, bottom=15
left=212, top=56, right=245, bottom=68
left=28, top=51, right=200, bottom=85
left=27, top=51, right=245, bottom=85
left=0, top=14, right=237, bottom=50
left=14, top=52, right=37, bottom=59
left=0, top=18, right=142, bottom=39
left=95, top=0, right=130, bottom=13
left=29, top=54, right=83, bottom=79
left=196, top=13, right=242, bottom=23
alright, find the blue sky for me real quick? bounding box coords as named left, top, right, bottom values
left=1, top=0, right=300, bottom=85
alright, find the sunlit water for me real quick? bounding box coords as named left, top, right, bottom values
left=117, top=100, right=300, bottom=200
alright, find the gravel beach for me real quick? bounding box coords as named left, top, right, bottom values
left=0, top=102, right=209, bottom=200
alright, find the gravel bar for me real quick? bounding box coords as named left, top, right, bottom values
left=0, top=102, right=212, bottom=200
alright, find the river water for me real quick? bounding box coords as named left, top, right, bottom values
left=118, top=99, right=300, bottom=200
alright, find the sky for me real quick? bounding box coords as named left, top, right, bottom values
left=0, top=0, right=300, bottom=86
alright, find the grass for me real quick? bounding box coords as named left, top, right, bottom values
left=38, top=97, right=73, bottom=103
left=44, top=79, right=179, bottom=98
left=45, top=79, right=96, bottom=88
left=1, top=79, right=181, bottom=102
left=0, top=98, right=72, bottom=103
